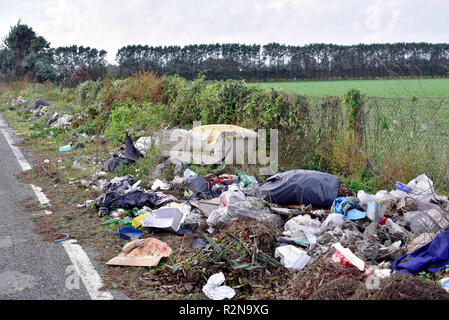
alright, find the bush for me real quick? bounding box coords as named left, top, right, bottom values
left=105, top=103, right=139, bottom=142
left=99, top=71, right=164, bottom=110
left=76, top=80, right=101, bottom=107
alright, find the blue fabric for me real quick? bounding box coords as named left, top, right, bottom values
left=331, top=196, right=365, bottom=220
left=392, top=230, right=449, bottom=275
left=331, top=197, right=345, bottom=214
left=346, top=208, right=366, bottom=221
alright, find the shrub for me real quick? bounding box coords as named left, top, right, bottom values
left=76, top=80, right=101, bottom=107
left=105, top=103, right=138, bottom=142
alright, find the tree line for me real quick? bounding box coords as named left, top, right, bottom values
left=0, top=22, right=107, bottom=86
left=116, top=42, right=449, bottom=81
left=1, top=22, right=449, bottom=87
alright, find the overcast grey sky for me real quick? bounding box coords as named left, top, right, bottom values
left=1, top=0, right=448, bottom=63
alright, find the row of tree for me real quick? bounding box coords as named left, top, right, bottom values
left=117, top=42, right=449, bottom=80
left=0, top=22, right=107, bottom=86
left=2, top=22, right=449, bottom=86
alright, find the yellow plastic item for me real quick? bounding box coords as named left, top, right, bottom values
left=132, top=212, right=151, bottom=228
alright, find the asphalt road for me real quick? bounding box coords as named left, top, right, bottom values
left=0, top=113, right=124, bottom=300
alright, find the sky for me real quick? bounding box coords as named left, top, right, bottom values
left=0, top=0, right=448, bottom=63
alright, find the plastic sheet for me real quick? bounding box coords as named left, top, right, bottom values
left=392, top=230, right=449, bottom=275
left=260, top=169, right=341, bottom=208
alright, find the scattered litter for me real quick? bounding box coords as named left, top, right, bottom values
left=189, top=198, right=220, bottom=217
left=206, top=185, right=282, bottom=227
left=151, top=179, right=170, bottom=191
left=275, top=245, right=310, bottom=271
left=58, top=143, right=72, bottom=152
left=139, top=207, right=185, bottom=233
left=331, top=243, right=366, bottom=271
left=392, top=229, right=449, bottom=275
left=54, top=233, right=70, bottom=242
left=441, top=277, right=449, bottom=293
left=118, top=226, right=144, bottom=240
left=76, top=200, right=94, bottom=208
left=183, top=168, right=197, bottom=178
left=102, top=132, right=142, bottom=173
left=24, top=111, right=449, bottom=300
left=191, top=238, right=207, bottom=249
left=135, top=136, right=152, bottom=156
left=202, top=272, right=236, bottom=300
left=106, top=238, right=172, bottom=267
left=72, top=160, right=82, bottom=169
left=406, top=233, right=436, bottom=254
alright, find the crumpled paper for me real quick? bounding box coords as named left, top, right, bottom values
left=202, top=272, right=235, bottom=300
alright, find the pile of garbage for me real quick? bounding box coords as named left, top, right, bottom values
left=32, top=100, right=50, bottom=117
left=10, top=96, right=26, bottom=107
left=79, top=128, right=449, bottom=300
left=47, top=112, right=73, bottom=128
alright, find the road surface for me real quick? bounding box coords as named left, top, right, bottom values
left=0, top=112, right=125, bottom=300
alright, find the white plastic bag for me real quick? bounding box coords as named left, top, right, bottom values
left=202, top=272, right=235, bottom=300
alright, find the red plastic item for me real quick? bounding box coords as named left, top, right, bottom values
left=331, top=250, right=353, bottom=268
left=332, top=250, right=370, bottom=272
left=378, top=216, right=387, bottom=225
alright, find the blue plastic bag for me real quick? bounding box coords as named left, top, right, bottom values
left=392, top=230, right=449, bottom=275
left=395, top=181, right=412, bottom=194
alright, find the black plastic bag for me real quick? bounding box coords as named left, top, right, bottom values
left=183, top=174, right=211, bottom=193
left=123, top=131, right=141, bottom=162
left=102, top=155, right=131, bottom=173
left=34, top=100, right=50, bottom=110
left=259, top=169, right=341, bottom=208
left=96, top=189, right=159, bottom=216
left=102, top=132, right=142, bottom=173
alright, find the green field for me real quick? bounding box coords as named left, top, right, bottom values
left=250, top=78, right=449, bottom=98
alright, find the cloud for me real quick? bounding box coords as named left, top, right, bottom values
left=0, top=0, right=448, bottom=63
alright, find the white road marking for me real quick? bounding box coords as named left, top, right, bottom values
left=0, top=115, right=31, bottom=171
left=62, top=240, right=113, bottom=300
left=30, top=185, right=52, bottom=214
left=0, top=113, right=113, bottom=300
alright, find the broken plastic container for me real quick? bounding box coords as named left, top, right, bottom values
left=139, top=207, right=184, bottom=232
left=274, top=245, right=310, bottom=271
left=366, top=201, right=386, bottom=222
left=118, top=226, right=144, bottom=240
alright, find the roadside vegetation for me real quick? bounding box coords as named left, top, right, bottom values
left=1, top=71, right=448, bottom=193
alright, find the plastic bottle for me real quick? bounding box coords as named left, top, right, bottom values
left=234, top=168, right=251, bottom=187
left=101, top=216, right=133, bottom=227
left=58, top=143, right=72, bottom=152
left=101, top=217, right=121, bottom=226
